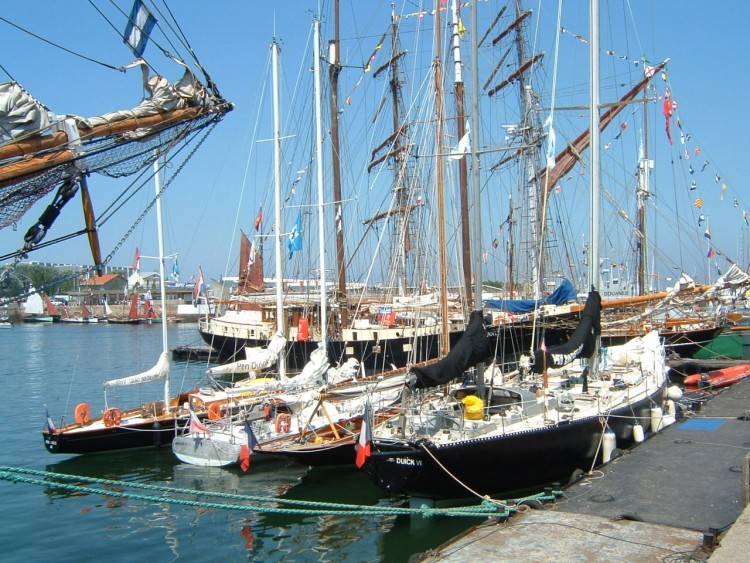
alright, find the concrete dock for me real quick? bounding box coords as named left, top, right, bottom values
left=416, top=378, right=750, bottom=562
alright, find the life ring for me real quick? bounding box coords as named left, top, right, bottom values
left=275, top=413, right=291, bottom=434
left=208, top=402, right=223, bottom=421
left=102, top=407, right=123, bottom=428
left=74, top=403, right=90, bottom=425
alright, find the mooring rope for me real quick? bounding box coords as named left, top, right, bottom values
left=0, top=465, right=559, bottom=519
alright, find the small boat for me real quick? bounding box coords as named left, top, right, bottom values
left=107, top=294, right=142, bottom=325
left=0, top=317, right=12, bottom=328
left=683, top=363, right=750, bottom=390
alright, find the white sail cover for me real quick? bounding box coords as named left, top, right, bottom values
left=326, top=357, right=360, bottom=386
left=0, top=82, right=51, bottom=143
left=104, top=351, right=170, bottom=388
left=207, top=333, right=287, bottom=375
left=291, top=344, right=329, bottom=386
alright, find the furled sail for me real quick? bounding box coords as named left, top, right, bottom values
left=523, top=290, right=601, bottom=374
left=207, top=333, right=287, bottom=375
left=104, top=351, right=169, bottom=388
left=484, top=278, right=577, bottom=313
left=408, top=310, right=490, bottom=389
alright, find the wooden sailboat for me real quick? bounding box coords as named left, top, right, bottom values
left=361, top=0, right=673, bottom=502
left=108, top=293, right=141, bottom=324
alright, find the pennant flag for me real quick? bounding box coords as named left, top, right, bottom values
left=364, top=32, right=386, bottom=72
left=193, top=267, right=205, bottom=302
left=189, top=404, right=210, bottom=435
left=355, top=402, right=373, bottom=468
left=689, top=164, right=694, bottom=175
left=715, top=174, right=721, bottom=183
left=240, top=419, right=258, bottom=472
left=447, top=130, right=470, bottom=160
left=124, top=0, right=157, bottom=58
left=254, top=208, right=263, bottom=231
left=662, top=91, right=673, bottom=145
left=695, top=197, right=703, bottom=209
left=707, top=247, right=715, bottom=259
left=704, top=229, right=711, bottom=239
left=744, top=210, right=748, bottom=226
left=492, top=238, right=499, bottom=249
left=544, top=116, right=556, bottom=167
left=287, top=212, right=303, bottom=258
left=695, top=146, right=701, bottom=155
left=734, top=198, right=739, bottom=208
left=132, top=247, right=140, bottom=271
left=701, top=161, right=709, bottom=172
left=690, top=181, right=697, bottom=191
left=698, top=214, right=705, bottom=226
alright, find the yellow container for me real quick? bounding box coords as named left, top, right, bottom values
left=461, top=395, right=484, bottom=420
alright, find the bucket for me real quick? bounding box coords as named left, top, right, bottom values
left=650, top=406, right=664, bottom=432
left=633, top=422, right=645, bottom=443
left=461, top=395, right=484, bottom=420
left=602, top=430, right=617, bottom=463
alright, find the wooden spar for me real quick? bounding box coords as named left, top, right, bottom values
left=488, top=51, right=544, bottom=97
left=367, top=144, right=409, bottom=172
left=79, top=176, right=103, bottom=276
left=370, top=125, right=408, bottom=159
left=372, top=51, right=406, bottom=79
left=478, top=5, right=507, bottom=48
left=362, top=201, right=422, bottom=226
left=491, top=9, right=531, bottom=46
left=482, top=45, right=512, bottom=91
left=0, top=105, right=222, bottom=187
left=535, top=60, right=668, bottom=195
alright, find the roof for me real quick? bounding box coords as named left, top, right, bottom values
left=82, top=273, right=125, bottom=286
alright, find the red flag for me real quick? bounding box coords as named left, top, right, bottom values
left=189, top=406, right=210, bottom=435
left=131, top=247, right=140, bottom=270
left=240, top=419, right=258, bottom=472
left=254, top=209, right=263, bottom=231
left=355, top=402, right=373, bottom=468
left=193, top=268, right=205, bottom=301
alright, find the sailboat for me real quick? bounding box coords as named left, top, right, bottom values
left=60, top=301, right=99, bottom=323
left=29, top=3, right=232, bottom=454
left=359, top=0, right=674, bottom=502
left=21, top=288, right=55, bottom=323
left=108, top=293, right=142, bottom=324
left=198, top=3, right=468, bottom=373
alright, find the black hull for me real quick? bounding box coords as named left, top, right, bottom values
left=199, top=327, right=465, bottom=372
left=601, top=326, right=723, bottom=359
left=364, top=384, right=666, bottom=500
left=257, top=439, right=357, bottom=466
left=42, top=416, right=189, bottom=455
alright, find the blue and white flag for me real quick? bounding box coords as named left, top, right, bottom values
left=124, top=0, right=157, bottom=58
left=287, top=212, right=303, bottom=258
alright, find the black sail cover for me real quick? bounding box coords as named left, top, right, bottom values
left=529, top=289, right=601, bottom=373
left=410, top=310, right=490, bottom=389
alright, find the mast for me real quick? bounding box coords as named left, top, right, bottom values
left=313, top=17, right=328, bottom=348
left=272, top=40, right=286, bottom=378
left=328, top=0, right=348, bottom=328
left=636, top=100, right=652, bottom=295
left=153, top=155, right=170, bottom=406
left=451, top=0, right=472, bottom=309
left=589, top=0, right=600, bottom=290
left=434, top=1, right=449, bottom=355
left=470, top=0, right=485, bottom=391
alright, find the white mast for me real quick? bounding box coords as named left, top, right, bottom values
left=313, top=17, right=328, bottom=349
left=589, top=0, right=600, bottom=290
left=153, top=155, right=170, bottom=406
left=272, top=40, right=286, bottom=378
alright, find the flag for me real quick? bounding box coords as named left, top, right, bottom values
left=240, top=419, right=258, bottom=472
left=45, top=408, right=55, bottom=433
left=254, top=208, right=263, bottom=231
left=355, top=402, right=373, bottom=468
left=698, top=214, right=705, bottom=226
left=695, top=197, right=703, bottom=209
left=704, top=229, right=711, bottom=240
left=193, top=268, right=205, bottom=301
left=544, top=116, right=556, bottom=168
left=744, top=210, right=748, bottom=226
left=447, top=130, right=470, bottom=160
left=124, top=0, right=157, bottom=58
left=189, top=405, right=210, bottom=435
left=132, top=247, right=140, bottom=271
left=287, top=212, right=303, bottom=258
left=707, top=247, right=715, bottom=259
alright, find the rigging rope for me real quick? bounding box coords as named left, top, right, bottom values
left=0, top=465, right=560, bottom=519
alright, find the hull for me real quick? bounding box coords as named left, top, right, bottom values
left=199, top=324, right=464, bottom=372
left=42, top=414, right=188, bottom=454
left=365, top=383, right=666, bottom=501
left=684, top=363, right=750, bottom=390
left=172, top=433, right=243, bottom=467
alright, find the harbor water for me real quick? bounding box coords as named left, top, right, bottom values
left=0, top=323, right=481, bottom=562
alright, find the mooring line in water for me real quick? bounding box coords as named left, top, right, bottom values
left=0, top=465, right=559, bottom=519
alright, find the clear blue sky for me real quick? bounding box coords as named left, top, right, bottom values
left=1, top=1, right=748, bottom=290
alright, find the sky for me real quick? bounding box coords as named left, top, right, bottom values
left=1, top=0, right=748, bottom=292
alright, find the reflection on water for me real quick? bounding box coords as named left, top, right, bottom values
left=1, top=323, right=479, bottom=562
